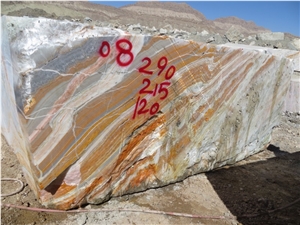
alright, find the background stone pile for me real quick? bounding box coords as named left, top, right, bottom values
left=97, top=21, right=300, bottom=51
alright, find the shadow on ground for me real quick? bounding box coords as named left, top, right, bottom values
left=206, top=145, right=300, bottom=225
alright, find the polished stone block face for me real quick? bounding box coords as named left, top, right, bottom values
left=1, top=16, right=295, bottom=209
left=284, top=71, right=300, bottom=113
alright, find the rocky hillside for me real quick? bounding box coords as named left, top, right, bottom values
left=214, top=16, right=268, bottom=34
left=121, top=2, right=270, bottom=36
left=1, top=1, right=299, bottom=50
left=123, top=1, right=207, bottom=19
left=1, top=1, right=268, bottom=35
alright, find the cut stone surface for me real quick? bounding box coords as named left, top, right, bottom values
left=292, top=38, right=300, bottom=50
left=225, top=26, right=244, bottom=42
left=1, top=16, right=296, bottom=210
left=284, top=71, right=300, bottom=113
left=223, top=43, right=300, bottom=113
left=257, top=32, right=285, bottom=41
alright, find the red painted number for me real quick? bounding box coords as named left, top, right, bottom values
left=133, top=54, right=177, bottom=119
left=165, top=65, right=176, bottom=80
left=139, top=78, right=153, bottom=95
left=152, top=83, right=159, bottom=97
left=149, top=102, right=160, bottom=115
left=132, top=97, right=147, bottom=119
left=137, top=98, right=149, bottom=114
left=157, top=56, right=168, bottom=76
left=158, top=81, right=171, bottom=100
left=132, top=96, right=161, bottom=119
left=116, top=39, right=134, bottom=67
left=139, top=79, right=171, bottom=100
left=99, top=39, right=134, bottom=67
left=99, top=41, right=110, bottom=57
left=138, top=57, right=153, bottom=75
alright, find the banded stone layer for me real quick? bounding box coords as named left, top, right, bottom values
left=1, top=16, right=296, bottom=210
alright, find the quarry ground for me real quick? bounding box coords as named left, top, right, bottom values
left=1, top=112, right=300, bottom=225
